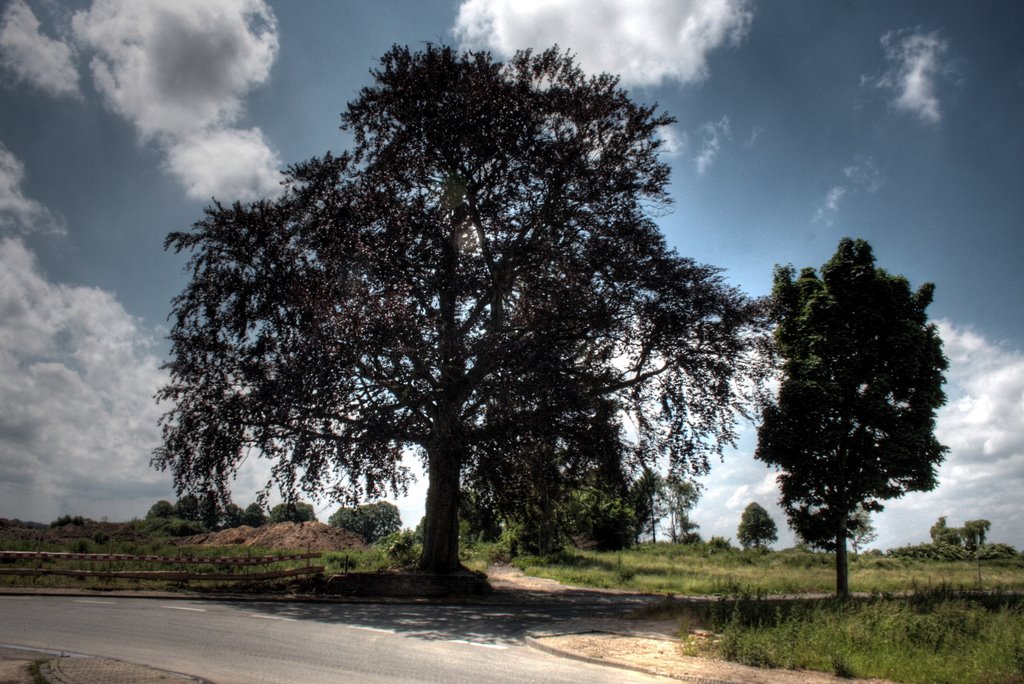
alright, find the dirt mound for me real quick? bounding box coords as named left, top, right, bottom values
left=175, top=522, right=367, bottom=552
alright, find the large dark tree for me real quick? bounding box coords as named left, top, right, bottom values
left=155, top=45, right=767, bottom=573
left=756, top=238, right=947, bottom=596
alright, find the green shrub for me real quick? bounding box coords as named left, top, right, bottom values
left=50, top=515, right=90, bottom=528
left=705, top=536, right=734, bottom=553
left=377, top=530, right=420, bottom=568
left=133, top=517, right=206, bottom=537
left=889, top=543, right=970, bottom=561
left=978, top=543, right=1018, bottom=560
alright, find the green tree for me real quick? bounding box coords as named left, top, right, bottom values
left=241, top=502, right=267, bottom=527
left=756, top=238, right=948, bottom=597
left=848, top=506, right=878, bottom=556
left=961, top=519, right=991, bottom=552
left=146, top=500, right=175, bottom=519
left=328, top=501, right=402, bottom=544
left=268, top=502, right=316, bottom=524
left=565, top=487, right=636, bottom=551
left=631, top=468, right=667, bottom=543
left=458, top=488, right=503, bottom=544
left=155, top=45, right=767, bottom=573
left=664, top=476, right=701, bottom=544
left=737, top=501, right=778, bottom=549
left=220, top=503, right=245, bottom=530
left=929, top=516, right=962, bottom=546
left=173, top=494, right=201, bottom=523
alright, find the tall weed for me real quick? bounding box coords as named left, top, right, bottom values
left=686, top=590, right=1024, bottom=684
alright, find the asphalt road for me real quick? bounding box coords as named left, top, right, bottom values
left=0, top=595, right=674, bottom=683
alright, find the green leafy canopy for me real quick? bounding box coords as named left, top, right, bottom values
left=756, top=238, right=948, bottom=594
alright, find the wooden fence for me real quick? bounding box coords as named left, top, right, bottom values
left=0, top=550, right=324, bottom=583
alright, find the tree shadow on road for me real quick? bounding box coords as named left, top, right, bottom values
left=205, top=586, right=658, bottom=647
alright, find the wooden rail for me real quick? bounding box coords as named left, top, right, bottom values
left=0, top=565, right=324, bottom=581
left=0, top=551, right=320, bottom=565
left=0, top=549, right=324, bottom=583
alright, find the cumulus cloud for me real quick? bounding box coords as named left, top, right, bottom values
left=453, top=0, right=753, bottom=87
left=0, top=141, right=64, bottom=235
left=165, top=126, right=282, bottom=202
left=814, top=157, right=881, bottom=225
left=690, top=321, right=1024, bottom=552
left=884, top=322, right=1024, bottom=549
left=0, top=238, right=173, bottom=521
left=71, top=0, right=282, bottom=201
left=867, top=28, right=953, bottom=125
left=0, top=0, right=80, bottom=98
left=695, top=115, right=730, bottom=175
left=691, top=437, right=795, bottom=548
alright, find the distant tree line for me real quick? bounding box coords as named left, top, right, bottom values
left=888, top=516, right=1017, bottom=561
left=139, top=495, right=322, bottom=537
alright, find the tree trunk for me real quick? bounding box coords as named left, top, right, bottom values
left=835, top=515, right=850, bottom=598
left=418, top=440, right=462, bottom=573
left=417, top=217, right=466, bottom=574
left=649, top=490, right=657, bottom=544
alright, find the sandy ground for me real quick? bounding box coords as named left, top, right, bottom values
left=487, top=565, right=895, bottom=684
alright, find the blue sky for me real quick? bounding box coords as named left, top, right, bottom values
left=1, top=0, right=1021, bottom=550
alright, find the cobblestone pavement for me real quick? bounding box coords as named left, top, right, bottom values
left=0, top=647, right=205, bottom=684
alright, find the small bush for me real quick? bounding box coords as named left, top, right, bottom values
left=889, top=542, right=970, bottom=561
left=705, top=536, right=733, bottom=553
left=133, top=517, right=206, bottom=538
left=377, top=530, right=420, bottom=568
left=978, top=543, right=1018, bottom=560
left=51, top=515, right=90, bottom=528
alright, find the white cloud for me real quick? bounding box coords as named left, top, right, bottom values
left=869, top=28, right=953, bottom=125
left=0, top=0, right=80, bottom=98
left=814, top=157, right=881, bottom=225
left=692, top=436, right=795, bottom=548
left=884, top=321, right=1024, bottom=549
left=0, top=140, right=64, bottom=235
left=843, top=157, right=881, bottom=193
left=71, top=0, right=282, bottom=201
left=691, top=321, right=1024, bottom=552
left=0, top=238, right=174, bottom=521
left=814, top=186, right=847, bottom=226
left=695, top=115, right=730, bottom=175
left=166, top=127, right=282, bottom=202
left=453, top=0, right=753, bottom=87
left=743, top=126, right=764, bottom=147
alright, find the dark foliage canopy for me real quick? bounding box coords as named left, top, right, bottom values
left=155, top=45, right=767, bottom=572
left=756, top=238, right=947, bottom=593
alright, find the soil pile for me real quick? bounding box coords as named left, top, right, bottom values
left=175, top=522, right=367, bottom=552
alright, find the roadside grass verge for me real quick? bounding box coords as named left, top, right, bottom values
left=511, top=543, right=1024, bottom=595
left=656, top=589, right=1024, bottom=684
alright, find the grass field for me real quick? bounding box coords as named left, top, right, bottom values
left=647, top=589, right=1024, bottom=684
left=507, top=542, right=1024, bottom=684
left=509, top=542, right=1024, bottom=595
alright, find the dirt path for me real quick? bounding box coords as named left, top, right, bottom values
left=487, top=565, right=895, bottom=684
